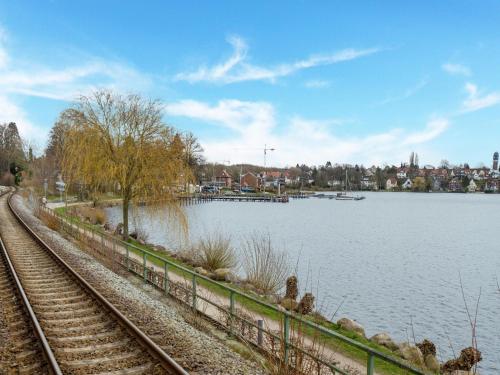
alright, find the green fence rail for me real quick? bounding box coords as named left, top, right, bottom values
left=40, top=204, right=427, bottom=375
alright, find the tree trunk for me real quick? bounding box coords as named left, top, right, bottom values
left=122, top=197, right=129, bottom=241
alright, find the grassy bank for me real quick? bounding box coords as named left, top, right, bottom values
left=54, top=205, right=426, bottom=375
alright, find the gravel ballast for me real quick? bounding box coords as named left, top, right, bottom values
left=12, top=194, right=264, bottom=374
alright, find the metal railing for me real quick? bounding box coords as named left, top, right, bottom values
left=40, top=203, right=427, bottom=375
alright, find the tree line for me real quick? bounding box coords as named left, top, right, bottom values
left=0, top=122, right=27, bottom=185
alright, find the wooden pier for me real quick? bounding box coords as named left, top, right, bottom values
left=179, top=194, right=289, bottom=204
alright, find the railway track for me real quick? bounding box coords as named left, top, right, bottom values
left=0, top=190, right=49, bottom=374
left=0, top=190, right=188, bottom=375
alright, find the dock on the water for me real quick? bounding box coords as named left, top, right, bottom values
left=179, top=194, right=289, bottom=204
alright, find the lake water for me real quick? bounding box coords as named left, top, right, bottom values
left=105, top=192, right=500, bottom=373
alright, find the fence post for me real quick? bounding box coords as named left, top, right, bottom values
left=284, top=314, right=290, bottom=364
left=367, top=353, right=374, bottom=375
left=126, top=245, right=130, bottom=271
left=192, top=274, right=197, bottom=310
left=229, top=291, right=235, bottom=336
left=143, top=252, right=147, bottom=282
left=257, top=319, right=264, bottom=346
left=163, top=262, right=169, bottom=294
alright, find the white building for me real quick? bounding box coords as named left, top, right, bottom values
left=402, top=178, right=413, bottom=189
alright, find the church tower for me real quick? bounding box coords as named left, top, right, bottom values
left=494, top=152, right=499, bottom=171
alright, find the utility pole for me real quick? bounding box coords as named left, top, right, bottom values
left=263, top=144, right=275, bottom=194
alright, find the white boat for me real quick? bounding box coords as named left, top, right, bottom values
left=335, top=171, right=365, bottom=201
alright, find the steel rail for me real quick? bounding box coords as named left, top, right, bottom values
left=5, top=191, right=188, bottom=375
left=0, top=188, right=62, bottom=374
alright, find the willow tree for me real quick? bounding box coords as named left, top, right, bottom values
left=62, top=90, right=191, bottom=239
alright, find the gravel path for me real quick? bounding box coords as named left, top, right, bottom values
left=12, top=194, right=265, bottom=375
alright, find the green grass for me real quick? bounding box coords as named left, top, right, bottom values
left=55, top=205, right=426, bottom=375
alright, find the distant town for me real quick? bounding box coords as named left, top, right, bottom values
left=196, top=152, right=500, bottom=193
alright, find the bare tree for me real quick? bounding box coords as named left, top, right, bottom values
left=62, top=90, right=192, bottom=239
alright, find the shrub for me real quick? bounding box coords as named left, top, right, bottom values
left=195, top=233, right=237, bottom=272
left=77, top=206, right=107, bottom=225
left=40, top=211, right=60, bottom=231
left=241, top=233, right=290, bottom=295
left=94, top=209, right=106, bottom=225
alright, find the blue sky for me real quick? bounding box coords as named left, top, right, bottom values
left=1, top=1, right=500, bottom=167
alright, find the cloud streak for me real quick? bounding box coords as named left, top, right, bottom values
left=442, top=63, right=471, bottom=76
left=175, top=35, right=380, bottom=84
left=165, top=98, right=449, bottom=166
left=462, top=82, right=500, bottom=113
left=374, top=78, right=428, bottom=106
left=0, top=24, right=152, bottom=146
left=304, top=79, right=330, bottom=89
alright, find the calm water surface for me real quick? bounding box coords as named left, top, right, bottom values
left=106, top=192, right=500, bottom=373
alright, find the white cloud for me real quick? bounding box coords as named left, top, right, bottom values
left=442, top=63, right=471, bottom=76
left=401, top=118, right=449, bottom=145
left=175, top=35, right=380, bottom=84
left=374, top=78, right=428, bottom=106
left=462, top=82, right=500, bottom=113
left=304, top=79, right=330, bottom=89
left=0, top=23, right=152, bottom=147
left=165, top=99, right=449, bottom=166
left=0, top=95, right=45, bottom=146
left=165, top=99, right=274, bottom=134
left=0, top=60, right=152, bottom=101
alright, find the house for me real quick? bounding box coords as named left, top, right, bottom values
left=471, top=170, right=481, bottom=181
left=328, top=179, right=343, bottom=189
left=448, top=178, right=463, bottom=192
left=491, top=170, right=500, bottom=179
left=386, top=177, right=398, bottom=190
left=396, top=167, right=408, bottom=179
left=216, top=170, right=232, bottom=188
left=431, top=168, right=448, bottom=181
left=361, top=176, right=376, bottom=190
left=485, top=180, right=499, bottom=192
left=402, top=178, right=413, bottom=189
left=264, top=171, right=287, bottom=187
left=240, top=172, right=261, bottom=190
left=468, top=179, right=477, bottom=192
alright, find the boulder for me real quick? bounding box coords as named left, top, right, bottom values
left=369, top=333, right=398, bottom=351
left=213, top=268, right=235, bottom=282
left=337, top=318, right=366, bottom=338
left=442, top=347, right=482, bottom=373
left=114, top=223, right=124, bottom=236
left=295, top=293, right=315, bottom=315
left=103, top=222, right=113, bottom=232
left=280, top=298, right=298, bottom=311
left=396, top=343, right=424, bottom=367
left=194, top=267, right=210, bottom=277
left=417, top=339, right=437, bottom=357
left=424, top=354, right=440, bottom=373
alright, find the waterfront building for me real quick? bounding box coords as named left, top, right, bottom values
left=468, top=179, right=477, bottom=192
left=448, top=178, right=463, bottom=192
left=402, top=179, right=413, bottom=189
left=386, top=177, right=398, bottom=190
left=240, top=172, right=261, bottom=190
left=216, top=170, right=233, bottom=188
